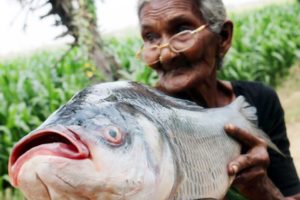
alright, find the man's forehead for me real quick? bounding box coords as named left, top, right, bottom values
left=139, top=0, right=201, bottom=24
left=143, top=0, right=196, bottom=8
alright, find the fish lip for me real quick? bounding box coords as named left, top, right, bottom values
left=8, top=126, right=90, bottom=187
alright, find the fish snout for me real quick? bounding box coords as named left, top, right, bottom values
left=8, top=126, right=90, bottom=186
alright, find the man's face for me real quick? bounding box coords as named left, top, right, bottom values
left=139, top=0, right=221, bottom=94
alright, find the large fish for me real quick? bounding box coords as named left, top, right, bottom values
left=8, top=81, right=282, bottom=200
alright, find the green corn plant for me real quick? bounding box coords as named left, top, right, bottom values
left=0, top=48, right=91, bottom=193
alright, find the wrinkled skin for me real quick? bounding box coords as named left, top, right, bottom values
left=225, top=124, right=285, bottom=200
left=139, top=0, right=221, bottom=96
left=139, top=0, right=300, bottom=199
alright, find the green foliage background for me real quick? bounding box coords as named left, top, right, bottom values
left=220, top=4, right=300, bottom=86
left=0, top=49, right=91, bottom=191
left=0, top=2, right=300, bottom=199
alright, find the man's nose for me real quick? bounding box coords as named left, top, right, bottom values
left=158, top=39, right=177, bottom=63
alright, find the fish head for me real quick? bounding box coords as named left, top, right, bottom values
left=8, top=82, right=176, bottom=200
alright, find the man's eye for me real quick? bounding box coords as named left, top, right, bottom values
left=143, top=32, right=159, bottom=43
left=176, top=25, right=192, bottom=33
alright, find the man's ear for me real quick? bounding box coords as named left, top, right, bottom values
left=218, top=20, right=233, bottom=58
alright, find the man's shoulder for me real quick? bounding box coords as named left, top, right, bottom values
left=232, top=80, right=277, bottom=100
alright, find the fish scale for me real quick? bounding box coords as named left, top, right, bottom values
left=170, top=127, right=236, bottom=199
left=160, top=107, right=241, bottom=199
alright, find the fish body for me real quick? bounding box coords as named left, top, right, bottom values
left=8, top=81, right=281, bottom=200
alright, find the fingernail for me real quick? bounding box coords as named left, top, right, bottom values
left=231, top=164, right=238, bottom=174
left=225, top=124, right=234, bottom=130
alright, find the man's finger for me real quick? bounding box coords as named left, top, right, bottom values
left=228, top=146, right=269, bottom=175
left=232, top=167, right=265, bottom=187
left=225, top=124, right=267, bottom=148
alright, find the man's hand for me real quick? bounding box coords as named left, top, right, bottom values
left=225, top=124, right=284, bottom=200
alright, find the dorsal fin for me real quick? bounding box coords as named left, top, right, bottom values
left=229, top=96, right=258, bottom=125
left=115, top=81, right=204, bottom=111
left=229, top=96, right=285, bottom=157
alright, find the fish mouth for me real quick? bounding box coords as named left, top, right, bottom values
left=8, top=126, right=90, bottom=187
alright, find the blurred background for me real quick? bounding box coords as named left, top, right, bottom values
left=0, top=0, right=299, bottom=199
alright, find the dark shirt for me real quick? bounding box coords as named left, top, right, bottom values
left=232, top=80, right=300, bottom=196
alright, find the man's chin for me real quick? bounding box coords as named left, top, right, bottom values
left=157, top=71, right=195, bottom=94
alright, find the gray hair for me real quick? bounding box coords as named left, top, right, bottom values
left=137, top=0, right=227, bottom=33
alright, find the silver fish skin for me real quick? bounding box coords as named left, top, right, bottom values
left=8, top=81, right=282, bottom=200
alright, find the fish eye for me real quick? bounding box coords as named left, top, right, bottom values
left=102, top=126, right=123, bottom=146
